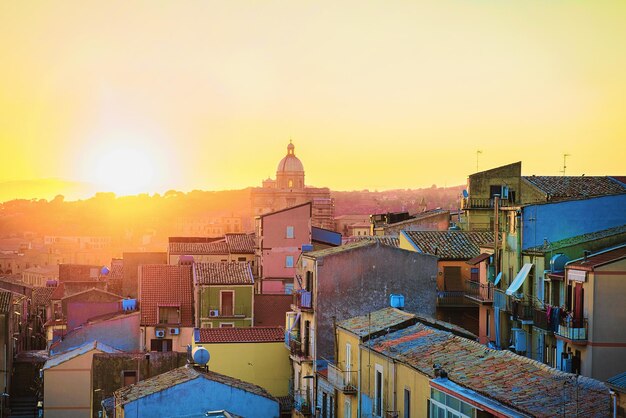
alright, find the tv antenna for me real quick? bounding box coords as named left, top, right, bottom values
left=476, top=150, right=482, bottom=172
left=560, top=153, right=571, bottom=175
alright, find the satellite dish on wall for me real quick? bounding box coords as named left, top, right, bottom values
left=100, top=266, right=110, bottom=275
left=192, top=346, right=210, bottom=366
left=462, top=190, right=469, bottom=198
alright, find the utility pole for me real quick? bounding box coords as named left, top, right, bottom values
left=476, top=150, right=482, bottom=172
left=560, top=153, right=571, bottom=175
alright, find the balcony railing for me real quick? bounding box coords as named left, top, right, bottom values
left=462, top=197, right=517, bottom=209
left=511, top=299, right=533, bottom=322
left=557, top=318, right=588, bottom=342
left=293, top=390, right=313, bottom=416
left=436, top=290, right=471, bottom=307
left=295, top=290, right=313, bottom=310
left=327, top=362, right=358, bottom=394
left=289, top=337, right=312, bottom=361
left=533, top=308, right=550, bottom=331
left=464, top=280, right=493, bottom=304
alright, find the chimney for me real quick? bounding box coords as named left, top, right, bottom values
left=583, top=250, right=591, bottom=262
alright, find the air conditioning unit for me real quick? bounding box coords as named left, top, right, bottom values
left=209, top=310, right=219, bottom=317
left=170, top=327, right=180, bottom=335
left=155, top=329, right=166, bottom=338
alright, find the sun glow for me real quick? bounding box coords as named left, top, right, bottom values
left=93, top=147, right=155, bottom=196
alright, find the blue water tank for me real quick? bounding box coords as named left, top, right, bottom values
left=122, top=299, right=137, bottom=311
left=302, top=244, right=314, bottom=252
left=100, top=266, right=110, bottom=276
left=192, top=346, right=210, bottom=365
left=550, top=253, right=570, bottom=273
left=390, top=294, right=405, bottom=309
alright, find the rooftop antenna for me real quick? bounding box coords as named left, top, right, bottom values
left=560, top=153, right=571, bottom=176
left=476, top=150, right=482, bottom=172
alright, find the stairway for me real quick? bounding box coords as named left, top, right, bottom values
left=7, top=396, right=37, bottom=418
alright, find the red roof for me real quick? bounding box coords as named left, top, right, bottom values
left=254, top=294, right=292, bottom=327
left=195, top=326, right=284, bottom=343
left=139, top=265, right=193, bottom=326
left=194, top=262, right=254, bottom=286
left=224, top=233, right=255, bottom=254
left=567, top=245, right=626, bottom=271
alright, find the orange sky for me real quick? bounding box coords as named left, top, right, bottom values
left=1, top=1, right=625, bottom=197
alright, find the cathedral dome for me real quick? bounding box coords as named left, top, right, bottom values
left=276, top=141, right=304, bottom=173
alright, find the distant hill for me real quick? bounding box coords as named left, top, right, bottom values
left=0, top=179, right=98, bottom=202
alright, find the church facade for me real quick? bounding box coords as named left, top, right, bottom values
left=251, top=142, right=334, bottom=230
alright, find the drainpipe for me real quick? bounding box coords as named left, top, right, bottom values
left=493, top=195, right=500, bottom=277
left=357, top=341, right=362, bottom=418
left=610, top=390, right=617, bottom=418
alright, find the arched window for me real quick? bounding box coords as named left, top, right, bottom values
left=288, top=179, right=293, bottom=188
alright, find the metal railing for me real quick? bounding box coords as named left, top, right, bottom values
left=511, top=299, right=533, bottom=322
left=533, top=308, right=550, bottom=331
left=292, top=389, right=313, bottom=416
left=462, top=197, right=516, bottom=209
left=436, top=290, right=469, bottom=306
left=465, top=280, right=493, bottom=303
left=289, top=337, right=312, bottom=360
left=327, top=362, right=358, bottom=393
left=557, top=318, right=588, bottom=341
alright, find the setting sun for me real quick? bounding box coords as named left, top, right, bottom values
left=93, top=147, right=155, bottom=196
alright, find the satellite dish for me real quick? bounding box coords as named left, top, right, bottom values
left=100, top=266, right=110, bottom=276
left=192, top=346, right=210, bottom=366
left=462, top=190, right=469, bottom=198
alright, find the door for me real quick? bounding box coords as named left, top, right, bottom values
left=573, top=283, right=584, bottom=327
left=221, top=291, right=234, bottom=316
left=345, top=343, right=352, bottom=386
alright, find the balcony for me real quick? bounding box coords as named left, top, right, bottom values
left=293, top=390, right=313, bottom=416
left=533, top=308, right=550, bottom=331
left=556, top=318, right=588, bottom=344
left=289, top=337, right=312, bottom=362
left=510, top=299, right=533, bottom=323
left=295, top=290, right=313, bottom=311
left=462, top=197, right=516, bottom=209
left=436, top=290, right=472, bottom=307
left=464, top=280, right=493, bottom=304
left=327, top=362, right=358, bottom=394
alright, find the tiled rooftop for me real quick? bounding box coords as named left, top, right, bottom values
left=114, top=365, right=276, bottom=405
left=32, top=286, right=56, bottom=307
left=337, top=307, right=416, bottom=338
left=43, top=341, right=120, bottom=370
left=224, top=233, right=255, bottom=254
left=169, top=240, right=229, bottom=255
left=0, top=290, right=12, bottom=314
left=368, top=323, right=609, bottom=417
left=607, top=371, right=626, bottom=392
left=194, top=326, right=284, bottom=343
left=524, top=224, right=626, bottom=254
left=342, top=236, right=400, bottom=247
left=402, top=230, right=493, bottom=260
left=567, top=244, right=626, bottom=271
left=139, top=265, right=193, bottom=326
left=304, top=240, right=376, bottom=259
left=194, top=262, right=254, bottom=286
left=523, top=175, right=626, bottom=201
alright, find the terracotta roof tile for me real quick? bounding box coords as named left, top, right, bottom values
left=369, top=323, right=610, bottom=417
left=337, top=307, right=416, bottom=338
left=402, top=230, right=493, bottom=260
left=194, top=262, right=254, bottom=286
left=225, top=233, right=255, bottom=254
left=32, top=286, right=56, bottom=307
left=0, top=290, right=12, bottom=313
left=342, top=236, right=400, bottom=247
left=523, top=175, right=626, bottom=201
left=194, top=326, right=284, bottom=343
left=139, top=265, right=193, bottom=326
left=524, top=224, right=626, bottom=254
left=114, top=365, right=276, bottom=405
left=566, top=244, right=626, bottom=271
left=169, top=240, right=229, bottom=255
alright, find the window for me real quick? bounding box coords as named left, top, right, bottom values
left=285, top=283, right=294, bottom=294
left=150, top=339, right=172, bottom=352
left=404, top=388, right=411, bottom=418
left=375, top=364, right=383, bottom=416
left=486, top=310, right=491, bottom=339
left=430, top=388, right=475, bottom=418
left=344, top=398, right=352, bottom=418
left=288, top=179, right=293, bottom=188
left=220, top=322, right=234, bottom=328
left=286, top=255, right=294, bottom=268
left=122, top=370, right=137, bottom=386
left=345, top=343, right=352, bottom=385
left=286, top=226, right=295, bottom=238
left=158, top=306, right=180, bottom=324
left=237, top=257, right=246, bottom=262
left=470, top=268, right=479, bottom=282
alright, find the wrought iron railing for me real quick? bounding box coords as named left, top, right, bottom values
left=511, top=299, right=533, bottom=321
left=292, top=389, right=313, bottom=416
left=465, top=280, right=493, bottom=303
left=533, top=308, right=550, bottom=330
left=289, top=337, right=311, bottom=359
left=436, top=290, right=469, bottom=306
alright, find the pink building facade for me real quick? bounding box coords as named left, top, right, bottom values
left=255, top=202, right=312, bottom=294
